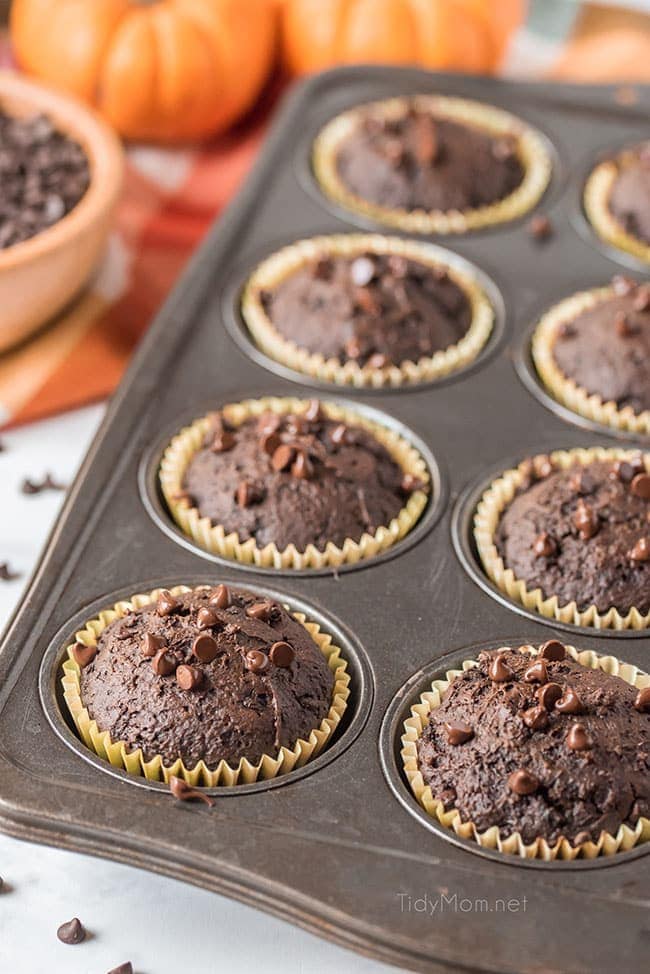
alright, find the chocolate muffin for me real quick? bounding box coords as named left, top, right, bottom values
left=489, top=453, right=650, bottom=617
left=77, top=585, right=336, bottom=769
left=415, top=643, right=650, bottom=846
left=313, top=95, right=552, bottom=234
left=584, top=142, right=650, bottom=263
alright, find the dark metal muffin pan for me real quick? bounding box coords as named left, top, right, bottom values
left=1, top=67, right=649, bottom=974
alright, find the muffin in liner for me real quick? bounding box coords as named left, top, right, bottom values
left=532, top=285, right=650, bottom=436
left=584, top=153, right=650, bottom=265
left=61, top=585, right=350, bottom=787
left=313, top=94, right=552, bottom=234
left=474, top=446, right=650, bottom=630
left=402, top=643, right=650, bottom=860
left=160, top=396, right=430, bottom=570
left=241, top=233, right=494, bottom=388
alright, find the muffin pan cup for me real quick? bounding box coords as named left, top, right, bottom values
left=1, top=67, right=650, bottom=974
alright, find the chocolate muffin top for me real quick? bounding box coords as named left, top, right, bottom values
left=259, top=252, right=472, bottom=368
left=181, top=404, right=423, bottom=551
left=551, top=277, right=650, bottom=414
left=79, top=586, right=335, bottom=768
left=608, top=142, right=650, bottom=245
left=417, top=642, right=650, bottom=845
left=335, top=105, right=525, bottom=214
left=495, top=456, right=650, bottom=615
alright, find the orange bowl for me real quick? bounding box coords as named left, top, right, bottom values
left=0, top=71, right=124, bottom=352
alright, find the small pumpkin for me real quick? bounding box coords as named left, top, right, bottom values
left=281, top=0, right=525, bottom=76
left=10, top=0, right=277, bottom=143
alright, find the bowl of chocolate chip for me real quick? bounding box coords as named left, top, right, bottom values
left=0, top=70, right=124, bottom=351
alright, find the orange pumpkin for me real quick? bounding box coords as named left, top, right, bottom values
left=10, top=0, right=277, bottom=143
left=281, top=0, right=525, bottom=76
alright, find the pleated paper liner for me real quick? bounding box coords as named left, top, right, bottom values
left=61, top=585, right=351, bottom=787
left=160, top=396, right=430, bottom=570
left=474, top=447, right=650, bottom=630
left=241, top=233, right=494, bottom=389
left=532, top=285, right=650, bottom=436
left=584, top=156, right=650, bottom=265
left=401, top=643, right=650, bottom=860
left=313, top=94, right=552, bottom=235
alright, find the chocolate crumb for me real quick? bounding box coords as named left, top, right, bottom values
left=528, top=214, right=552, bottom=241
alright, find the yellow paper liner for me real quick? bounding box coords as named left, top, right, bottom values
left=532, top=285, right=650, bottom=436
left=475, top=447, right=650, bottom=630
left=313, top=94, right=552, bottom=234
left=241, top=233, right=494, bottom=389
left=61, top=585, right=350, bottom=787
left=402, top=643, right=650, bottom=860
left=160, top=396, right=430, bottom=569
left=584, top=156, right=650, bottom=265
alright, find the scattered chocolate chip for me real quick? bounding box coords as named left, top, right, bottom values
left=539, top=640, right=566, bottom=662
left=528, top=214, right=552, bottom=241
left=269, top=641, right=295, bottom=667
left=523, top=659, right=549, bottom=684
left=169, top=775, right=214, bottom=806
left=615, top=311, right=636, bottom=337
left=142, top=633, right=166, bottom=658
left=350, top=256, right=375, bottom=288
left=71, top=643, right=97, bottom=668
left=260, top=430, right=281, bottom=456
left=566, top=722, right=591, bottom=751
left=507, top=769, right=539, bottom=796
left=538, top=682, right=563, bottom=710
left=257, top=411, right=281, bottom=437
left=555, top=687, right=584, bottom=715
left=176, top=664, right=203, bottom=691
left=151, top=649, right=177, bottom=677
left=573, top=499, right=599, bottom=540
left=192, top=633, right=219, bottom=663
left=488, top=655, right=515, bottom=683
left=21, top=472, right=66, bottom=495
left=210, top=430, right=236, bottom=453
left=156, top=590, right=179, bottom=617
left=107, top=963, right=134, bottom=974
left=569, top=469, right=594, bottom=495
left=330, top=424, right=349, bottom=447
left=443, top=720, right=474, bottom=745
left=246, top=601, right=272, bottom=622
left=633, top=284, right=650, bottom=313
left=0, top=562, right=20, bottom=581
left=196, top=607, right=219, bottom=630
left=304, top=399, right=324, bottom=423
left=236, top=480, right=264, bottom=508
left=285, top=414, right=309, bottom=437
left=532, top=532, right=557, bottom=558
left=400, top=473, right=426, bottom=495
left=611, top=456, right=644, bottom=483
left=367, top=352, right=390, bottom=369
left=291, top=451, right=313, bottom=480
left=271, top=443, right=295, bottom=472
left=634, top=687, right=650, bottom=712
left=57, top=917, right=85, bottom=945
left=245, top=649, right=269, bottom=673
left=629, top=538, right=650, bottom=562
left=556, top=321, right=575, bottom=340
left=611, top=274, right=637, bottom=296
left=522, top=705, right=549, bottom=731
left=209, top=584, right=231, bottom=609
left=312, top=256, right=333, bottom=280
left=631, top=472, right=650, bottom=500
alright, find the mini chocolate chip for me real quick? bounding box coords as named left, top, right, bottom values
left=633, top=284, right=650, bottom=312
left=156, top=590, right=179, bottom=617
left=271, top=443, right=295, bottom=472
left=71, top=643, right=97, bottom=668
left=557, top=321, right=575, bottom=340
left=142, top=633, right=165, bottom=658
left=631, top=473, right=650, bottom=499
left=176, top=664, right=202, bottom=690
left=555, top=687, right=584, bottom=715
left=304, top=399, right=324, bottom=423
left=269, top=641, right=295, bottom=667
left=538, top=682, right=563, bottom=710
left=260, top=430, right=281, bottom=456
left=330, top=424, right=349, bottom=447
left=612, top=456, right=644, bottom=483
left=344, top=336, right=363, bottom=359
left=192, top=633, right=219, bottom=663
left=246, top=601, right=272, bottom=622
left=523, top=659, right=549, bottom=684
left=507, top=769, right=539, bottom=796
left=21, top=473, right=66, bottom=495
left=211, top=430, right=236, bottom=453
left=196, top=607, right=219, bottom=630
left=245, top=649, right=269, bottom=673
left=400, top=473, right=426, bottom=495
left=539, top=640, right=566, bottom=662
left=630, top=538, right=650, bottom=562
left=107, top=963, right=133, bottom=974
left=291, top=451, right=314, bottom=480
left=611, top=274, right=637, bottom=296
left=528, top=214, right=552, bottom=241
left=522, top=705, right=549, bottom=730
left=57, top=918, right=85, bottom=945
left=532, top=532, right=557, bottom=558
left=573, top=500, right=599, bottom=540
left=151, top=649, right=177, bottom=677
left=488, top=655, right=515, bottom=682
left=312, top=256, right=333, bottom=280
left=443, top=721, right=474, bottom=745
left=634, top=687, right=650, bottom=712
left=367, top=352, right=390, bottom=369
left=569, top=470, right=594, bottom=495
left=285, top=414, right=309, bottom=436
left=257, top=411, right=281, bottom=437
left=350, top=256, right=375, bottom=287
left=566, top=722, right=591, bottom=751
left=0, top=562, right=20, bottom=581
left=209, top=584, right=230, bottom=609
left=169, top=775, right=214, bottom=806
left=615, top=311, right=636, bottom=337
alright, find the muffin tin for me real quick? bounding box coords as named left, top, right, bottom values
left=0, top=67, right=649, bottom=974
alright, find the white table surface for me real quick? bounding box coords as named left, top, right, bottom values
left=0, top=404, right=395, bottom=974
